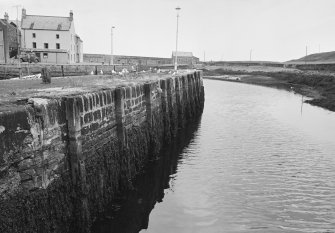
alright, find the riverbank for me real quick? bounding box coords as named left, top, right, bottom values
left=203, top=65, right=335, bottom=112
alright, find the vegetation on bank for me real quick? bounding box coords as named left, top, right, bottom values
left=289, top=51, right=335, bottom=63
left=203, top=67, right=335, bottom=112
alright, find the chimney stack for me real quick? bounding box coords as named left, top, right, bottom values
left=4, top=12, right=9, bottom=21
left=69, top=10, right=73, bottom=21
left=22, top=8, right=26, bottom=19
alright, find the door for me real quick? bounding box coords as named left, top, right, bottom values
left=35, top=52, right=41, bottom=60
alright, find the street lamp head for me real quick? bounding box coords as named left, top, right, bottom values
left=176, top=7, right=181, bottom=11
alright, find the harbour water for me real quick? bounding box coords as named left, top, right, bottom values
left=93, top=79, right=335, bottom=233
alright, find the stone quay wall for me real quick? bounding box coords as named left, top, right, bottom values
left=0, top=71, right=205, bottom=233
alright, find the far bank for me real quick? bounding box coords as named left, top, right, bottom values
left=203, top=64, right=335, bottom=112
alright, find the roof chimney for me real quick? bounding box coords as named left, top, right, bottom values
left=4, top=12, right=9, bottom=21
left=69, top=10, right=73, bottom=21
left=22, top=8, right=26, bottom=19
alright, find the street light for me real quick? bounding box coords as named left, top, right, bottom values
left=111, top=26, right=115, bottom=66
left=174, top=7, right=181, bottom=71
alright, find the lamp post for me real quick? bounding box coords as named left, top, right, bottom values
left=111, top=26, right=115, bottom=66
left=174, top=7, right=181, bottom=71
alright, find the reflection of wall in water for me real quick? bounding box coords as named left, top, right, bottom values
left=92, top=119, right=202, bottom=233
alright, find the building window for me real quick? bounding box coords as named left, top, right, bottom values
left=43, top=53, right=48, bottom=58
left=32, top=42, right=36, bottom=48
left=32, top=33, right=36, bottom=38
left=44, top=43, right=48, bottom=49
left=56, top=34, right=59, bottom=39
left=56, top=43, right=60, bottom=49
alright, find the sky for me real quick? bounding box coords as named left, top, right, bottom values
left=1, top=0, right=335, bottom=62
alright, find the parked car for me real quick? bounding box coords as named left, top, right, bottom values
left=19, top=52, right=40, bottom=63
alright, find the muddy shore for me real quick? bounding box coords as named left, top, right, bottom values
left=203, top=65, right=335, bottom=112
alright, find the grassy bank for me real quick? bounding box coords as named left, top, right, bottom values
left=203, top=65, right=335, bottom=112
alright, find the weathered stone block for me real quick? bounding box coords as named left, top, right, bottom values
left=84, top=112, right=93, bottom=124
left=90, top=122, right=99, bottom=131
left=93, top=110, right=101, bottom=121
left=19, top=169, right=36, bottom=181
left=99, top=93, right=104, bottom=106
left=83, top=96, right=89, bottom=112
left=21, top=179, right=35, bottom=190
left=106, top=91, right=112, bottom=104
left=126, top=87, right=131, bottom=99
left=95, top=93, right=100, bottom=107
left=18, top=158, right=33, bottom=171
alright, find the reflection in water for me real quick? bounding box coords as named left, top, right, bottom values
left=94, top=79, right=335, bottom=233
left=92, top=119, right=202, bottom=233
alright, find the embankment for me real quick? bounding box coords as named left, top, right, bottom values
left=0, top=71, right=204, bottom=232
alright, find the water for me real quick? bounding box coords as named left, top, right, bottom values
left=93, top=79, right=335, bottom=233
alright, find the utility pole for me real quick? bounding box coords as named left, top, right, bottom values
left=174, top=7, right=181, bottom=71
left=305, top=46, right=308, bottom=64
left=249, top=49, right=252, bottom=61
left=203, top=51, right=206, bottom=62
left=13, top=5, right=21, bottom=77
left=111, top=26, right=115, bottom=67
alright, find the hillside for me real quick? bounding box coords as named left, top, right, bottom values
left=289, top=51, right=335, bottom=64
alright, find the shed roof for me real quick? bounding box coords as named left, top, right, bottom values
left=172, top=51, right=193, bottom=57
left=21, top=15, right=71, bottom=31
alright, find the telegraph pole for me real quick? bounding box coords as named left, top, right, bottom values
left=249, top=49, right=252, bottom=61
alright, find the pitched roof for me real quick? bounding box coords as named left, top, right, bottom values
left=0, top=19, right=18, bottom=30
left=172, top=51, right=193, bottom=57
left=21, top=15, right=71, bottom=31
left=9, top=20, right=20, bottom=28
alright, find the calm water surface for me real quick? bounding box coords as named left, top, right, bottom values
left=94, top=79, right=335, bottom=233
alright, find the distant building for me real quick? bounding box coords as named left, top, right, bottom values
left=83, top=52, right=199, bottom=67
left=172, top=51, right=199, bottom=65
left=0, top=13, right=21, bottom=63
left=83, top=54, right=171, bottom=66
left=20, top=8, right=83, bottom=64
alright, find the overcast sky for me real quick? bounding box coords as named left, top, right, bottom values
left=1, top=0, right=335, bottom=62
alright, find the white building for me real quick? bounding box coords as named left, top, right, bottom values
left=21, top=9, right=83, bottom=64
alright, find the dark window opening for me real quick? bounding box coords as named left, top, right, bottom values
left=56, top=34, right=59, bottom=39
left=33, top=42, right=36, bottom=48
left=43, top=53, right=48, bottom=58
left=32, top=33, right=36, bottom=38
left=44, top=43, right=48, bottom=49
left=56, top=43, right=60, bottom=49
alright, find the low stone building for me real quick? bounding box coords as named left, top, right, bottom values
left=84, top=52, right=199, bottom=67
left=83, top=53, right=171, bottom=66
left=172, top=51, right=199, bottom=65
